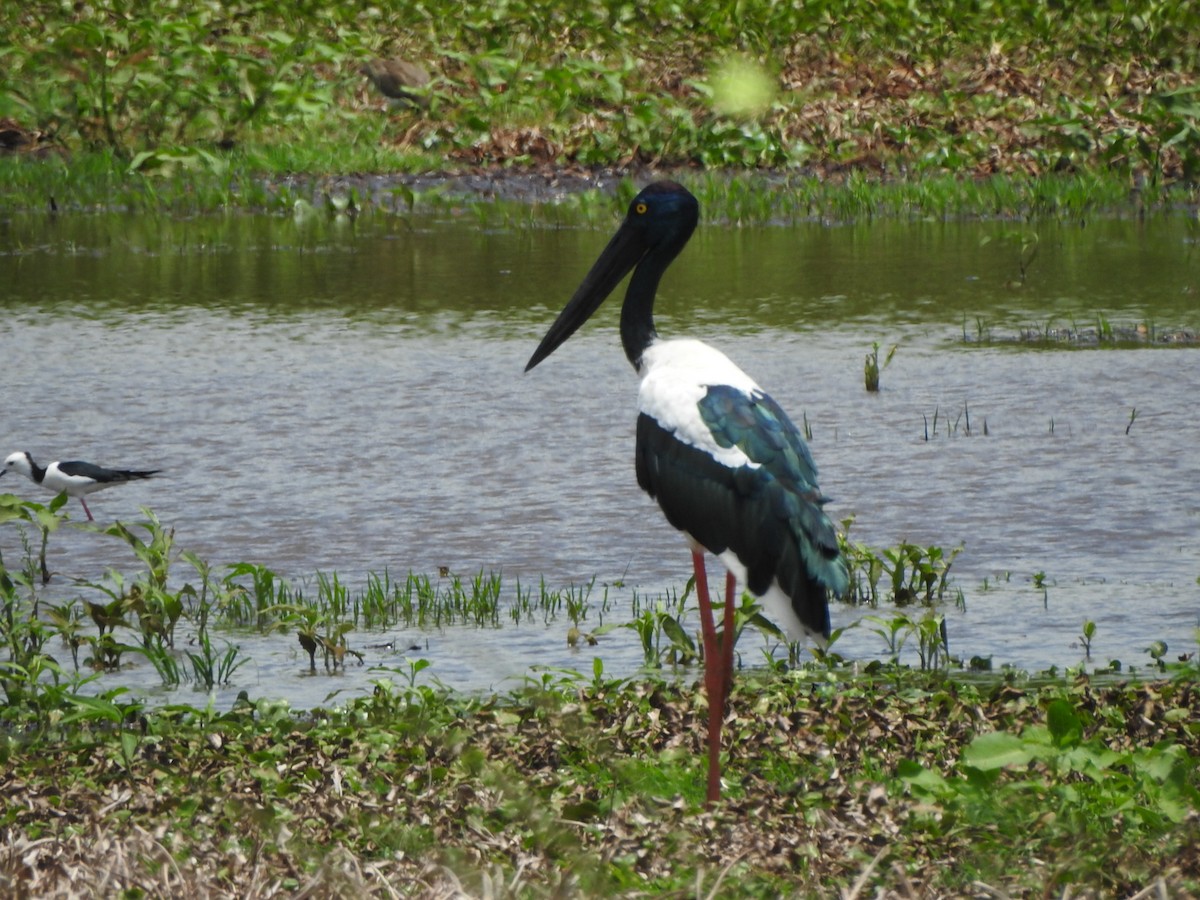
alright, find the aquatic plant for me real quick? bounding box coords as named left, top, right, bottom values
left=866, top=611, right=950, bottom=671
left=626, top=585, right=694, bottom=669
left=839, top=518, right=962, bottom=610
left=863, top=340, right=898, bottom=392
left=1034, top=570, right=1050, bottom=608
left=0, top=511, right=66, bottom=706
left=922, top=402, right=984, bottom=440
left=1079, top=619, right=1097, bottom=660
left=983, top=228, right=1040, bottom=285
left=186, top=628, right=245, bottom=689
left=1127, top=406, right=1140, bottom=435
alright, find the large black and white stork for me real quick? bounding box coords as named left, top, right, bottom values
left=525, top=181, right=848, bottom=805
left=1, top=451, right=159, bottom=521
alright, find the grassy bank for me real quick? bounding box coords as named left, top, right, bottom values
left=2, top=667, right=1198, bottom=896
left=2, top=1, right=1199, bottom=215
left=2, top=500, right=1199, bottom=895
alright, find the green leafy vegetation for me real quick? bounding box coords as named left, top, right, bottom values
left=900, top=695, right=1200, bottom=891
left=1, top=0, right=1198, bottom=215
left=0, top=654, right=1197, bottom=895
left=839, top=516, right=963, bottom=610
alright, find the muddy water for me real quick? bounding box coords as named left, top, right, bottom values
left=2, top=205, right=1197, bottom=708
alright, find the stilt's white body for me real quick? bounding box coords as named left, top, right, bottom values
left=5, top=457, right=105, bottom=497
left=1, top=451, right=158, bottom=520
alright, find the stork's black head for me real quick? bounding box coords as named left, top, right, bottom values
left=619, top=180, right=699, bottom=247
left=525, top=181, right=699, bottom=372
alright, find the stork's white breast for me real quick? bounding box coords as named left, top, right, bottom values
left=637, top=338, right=762, bottom=470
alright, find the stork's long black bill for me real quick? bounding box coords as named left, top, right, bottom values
left=525, top=222, right=647, bottom=371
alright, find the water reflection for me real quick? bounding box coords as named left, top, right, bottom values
left=1, top=207, right=1197, bottom=708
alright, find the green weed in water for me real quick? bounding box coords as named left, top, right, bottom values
left=1080, top=619, right=1097, bottom=660
left=863, top=340, right=898, bottom=393
left=839, top=517, right=963, bottom=610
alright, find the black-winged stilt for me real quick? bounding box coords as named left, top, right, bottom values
left=525, top=181, right=848, bottom=805
left=1, top=451, right=159, bottom=521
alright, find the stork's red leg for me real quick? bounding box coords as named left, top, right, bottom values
left=692, top=550, right=716, bottom=663
left=722, top=570, right=737, bottom=697
left=691, top=550, right=723, bottom=806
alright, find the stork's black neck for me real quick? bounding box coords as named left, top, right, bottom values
left=618, top=220, right=695, bottom=371
left=619, top=257, right=663, bottom=370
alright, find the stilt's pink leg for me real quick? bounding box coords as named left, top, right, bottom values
left=80, top=498, right=94, bottom=522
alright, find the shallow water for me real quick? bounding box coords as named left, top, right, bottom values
left=2, top=204, right=1197, bottom=708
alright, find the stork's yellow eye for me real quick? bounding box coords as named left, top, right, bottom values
left=635, top=202, right=647, bottom=214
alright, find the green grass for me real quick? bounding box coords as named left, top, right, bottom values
left=0, top=148, right=1150, bottom=224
